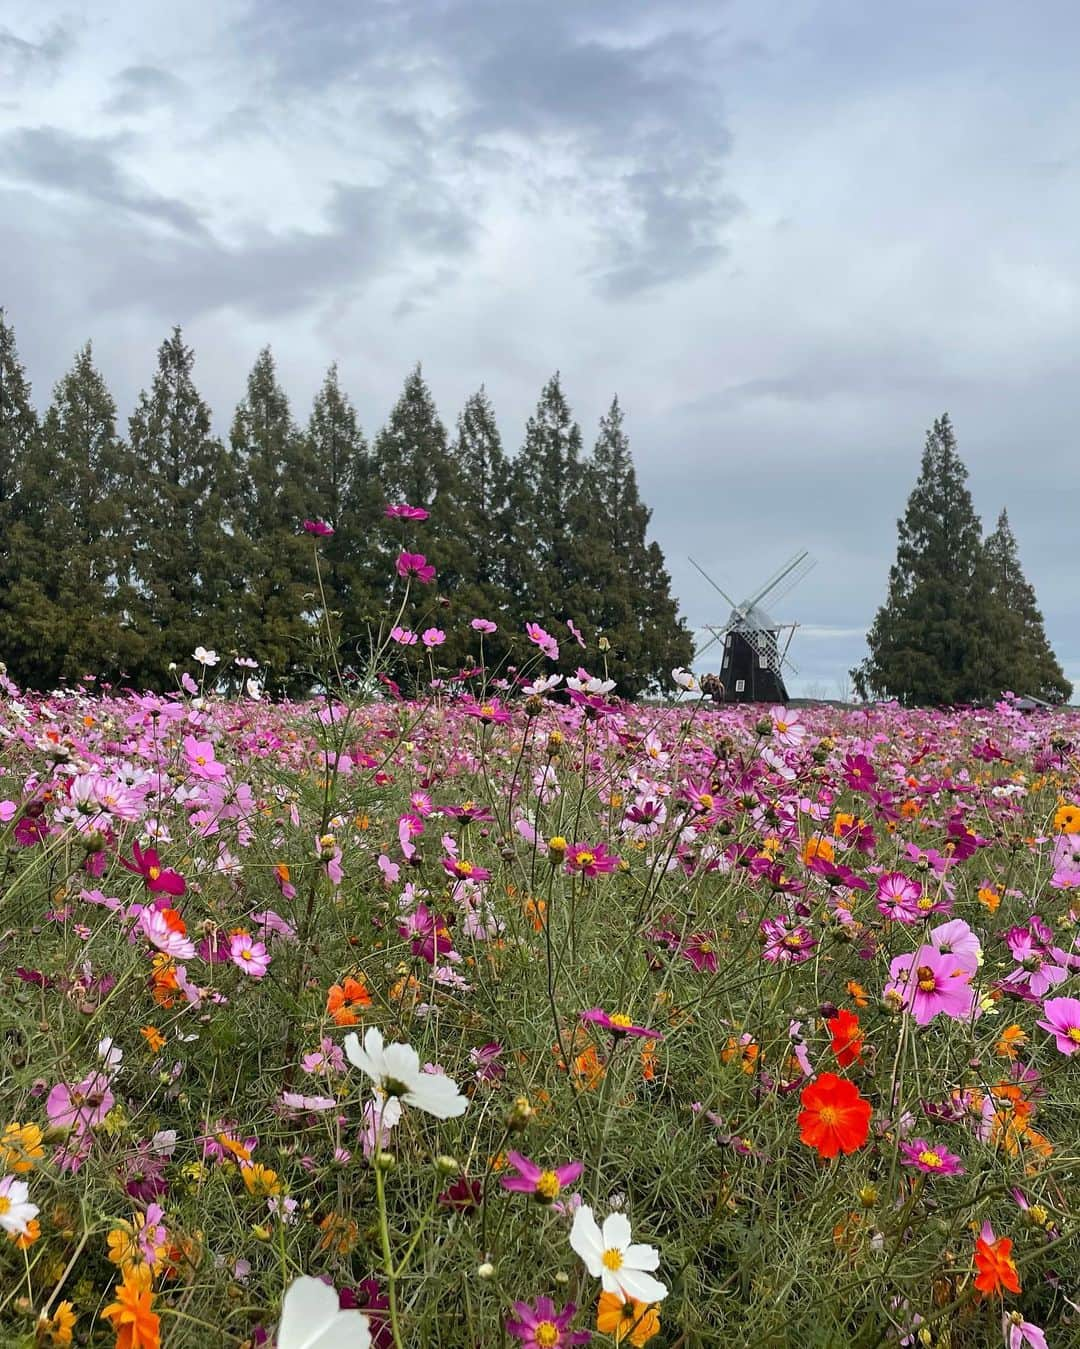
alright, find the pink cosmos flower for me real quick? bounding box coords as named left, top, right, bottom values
left=566, top=619, right=586, bottom=648
left=928, top=918, right=981, bottom=975
left=47, top=1073, right=115, bottom=1133
left=876, top=872, right=923, bottom=922
left=399, top=903, right=455, bottom=964
left=683, top=932, right=721, bottom=973
left=884, top=947, right=975, bottom=1025
left=138, top=906, right=197, bottom=960
left=1036, top=996, right=1080, bottom=1054
left=506, top=1297, right=590, bottom=1349
left=385, top=503, right=429, bottom=521
left=229, top=932, right=271, bottom=978
left=183, top=735, right=228, bottom=781
left=303, top=519, right=334, bottom=536
left=501, top=1152, right=583, bottom=1203
left=581, top=1008, right=662, bottom=1040
left=1003, top=1313, right=1049, bottom=1349
left=463, top=698, right=513, bottom=725
left=899, top=1139, right=965, bottom=1175
left=442, top=857, right=492, bottom=882
left=120, top=841, right=185, bottom=896
left=525, top=622, right=559, bottom=660
left=390, top=626, right=418, bottom=646
left=760, top=915, right=816, bottom=964
left=769, top=708, right=806, bottom=748
left=421, top=627, right=446, bottom=648
left=396, top=551, right=436, bottom=583
left=565, top=842, right=620, bottom=877
left=470, top=618, right=497, bottom=633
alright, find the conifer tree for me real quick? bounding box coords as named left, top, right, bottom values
left=12, top=345, right=143, bottom=687
left=0, top=311, right=39, bottom=684
left=305, top=364, right=370, bottom=652
left=226, top=348, right=317, bottom=692
left=127, top=328, right=230, bottom=680
left=853, top=414, right=998, bottom=705
left=588, top=397, right=692, bottom=694
left=442, top=386, right=513, bottom=668
left=984, top=509, right=1071, bottom=703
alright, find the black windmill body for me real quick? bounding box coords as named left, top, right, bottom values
left=690, top=552, right=815, bottom=705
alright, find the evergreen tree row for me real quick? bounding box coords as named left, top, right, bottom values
left=0, top=311, right=693, bottom=697
left=852, top=414, right=1071, bottom=706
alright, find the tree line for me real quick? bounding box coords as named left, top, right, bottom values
left=853, top=413, right=1071, bottom=705
left=0, top=311, right=693, bottom=697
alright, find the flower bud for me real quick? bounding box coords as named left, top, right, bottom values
left=546, top=837, right=567, bottom=863
left=506, top=1095, right=535, bottom=1132
left=754, top=717, right=773, bottom=737
left=374, top=1152, right=396, bottom=1172
left=435, top=1155, right=459, bottom=1176
left=858, top=1184, right=878, bottom=1208
left=477, top=1262, right=495, bottom=1280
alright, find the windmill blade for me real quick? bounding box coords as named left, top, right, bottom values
left=767, top=556, right=817, bottom=610
left=694, top=624, right=731, bottom=660
left=688, top=556, right=740, bottom=611
left=745, top=550, right=809, bottom=611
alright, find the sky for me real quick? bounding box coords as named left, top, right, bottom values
left=2, top=0, right=1078, bottom=697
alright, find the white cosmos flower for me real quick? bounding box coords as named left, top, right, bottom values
left=0, top=1175, right=39, bottom=1237
left=570, top=1204, right=668, bottom=1304
left=192, top=646, right=219, bottom=666
left=277, top=1274, right=371, bottom=1349
left=344, top=1027, right=468, bottom=1119
left=671, top=667, right=698, bottom=691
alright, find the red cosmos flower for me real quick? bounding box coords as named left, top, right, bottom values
left=120, top=841, right=186, bottom=896
left=826, top=1008, right=864, bottom=1067
left=797, top=1072, right=872, bottom=1158
left=395, top=551, right=436, bottom=583
left=385, top=503, right=429, bottom=521
left=974, top=1223, right=1021, bottom=1297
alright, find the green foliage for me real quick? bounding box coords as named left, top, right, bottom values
left=852, top=413, right=1055, bottom=706
left=0, top=317, right=691, bottom=696
left=984, top=509, right=1072, bottom=704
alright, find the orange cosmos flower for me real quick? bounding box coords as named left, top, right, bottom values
left=845, top=980, right=870, bottom=1008
left=995, top=1024, right=1027, bottom=1060
left=973, top=1225, right=1021, bottom=1297
left=798, top=1072, right=872, bottom=1158
left=1053, top=803, right=1080, bottom=834
left=801, top=836, right=835, bottom=865
left=102, top=1264, right=160, bottom=1349
left=826, top=1009, right=864, bottom=1068
left=596, top=1292, right=661, bottom=1345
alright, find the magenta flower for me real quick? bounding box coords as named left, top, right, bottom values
left=302, top=519, right=334, bottom=536
left=1036, top=996, right=1080, bottom=1054
left=525, top=622, right=559, bottom=661
left=565, top=842, right=620, bottom=877
left=470, top=617, right=497, bottom=633
left=463, top=698, right=513, bottom=725
left=229, top=932, right=271, bottom=978
left=760, top=915, right=816, bottom=964
left=183, top=735, right=228, bottom=781
left=501, top=1151, right=583, bottom=1203
left=46, top=1073, right=115, bottom=1134
left=399, top=903, right=455, bottom=964
left=395, top=551, right=435, bottom=583
left=875, top=872, right=923, bottom=922
left=119, top=840, right=186, bottom=896
left=385, top=502, right=429, bottom=521
left=899, top=1139, right=965, bottom=1176
left=442, top=857, right=492, bottom=882
left=138, top=905, right=197, bottom=960
left=506, top=1297, right=590, bottom=1348
left=884, top=947, right=974, bottom=1025
left=581, top=1008, right=662, bottom=1040
left=683, top=933, right=720, bottom=973
left=567, top=619, right=586, bottom=648
left=390, top=626, right=419, bottom=646
left=421, top=627, right=445, bottom=648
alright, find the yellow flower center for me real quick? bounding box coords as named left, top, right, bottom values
left=534, top=1324, right=560, bottom=1348
left=0, top=1196, right=11, bottom=1217
left=775, top=720, right=788, bottom=733
left=602, top=1247, right=624, bottom=1271
left=576, top=851, right=596, bottom=868
left=535, top=1170, right=561, bottom=1200
left=240, top=948, right=253, bottom=962
left=918, top=1149, right=942, bottom=1169
left=916, top=897, right=932, bottom=910
left=195, top=754, right=207, bottom=765
left=609, top=1013, right=633, bottom=1030
left=699, top=793, right=714, bottom=810
left=479, top=704, right=495, bottom=718
left=817, top=1106, right=840, bottom=1126
left=148, top=866, right=161, bottom=881
left=916, top=965, right=937, bottom=992
left=1068, top=1027, right=1080, bottom=1043
left=455, top=860, right=474, bottom=877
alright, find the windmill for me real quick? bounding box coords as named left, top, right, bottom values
left=689, top=551, right=816, bottom=704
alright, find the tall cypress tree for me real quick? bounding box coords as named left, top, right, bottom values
left=226, top=348, right=316, bottom=693
left=127, top=328, right=230, bottom=680
left=853, top=414, right=998, bottom=705
left=0, top=311, right=39, bottom=684
left=984, top=509, right=1071, bottom=703
left=305, top=365, right=371, bottom=658
left=441, top=386, right=513, bottom=668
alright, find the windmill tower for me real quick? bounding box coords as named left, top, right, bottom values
left=690, top=551, right=815, bottom=704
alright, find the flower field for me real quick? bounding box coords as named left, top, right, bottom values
left=2, top=663, right=1080, bottom=1346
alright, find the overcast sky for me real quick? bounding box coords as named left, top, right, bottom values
left=2, top=0, right=1077, bottom=696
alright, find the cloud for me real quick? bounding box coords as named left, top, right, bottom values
left=0, top=21, right=74, bottom=86
left=0, top=126, right=205, bottom=235
left=103, top=65, right=187, bottom=117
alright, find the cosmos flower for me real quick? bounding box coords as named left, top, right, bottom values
left=385, top=503, right=429, bottom=521
left=973, top=1223, right=1021, bottom=1298
left=395, top=552, right=436, bottom=584
left=797, top=1072, right=872, bottom=1158
left=276, top=1274, right=372, bottom=1349
left=565, top=843, right=620, bottom=877
left=343, top=1027, right=468, bottom=1119
left=229, top=933, right=271, bottom=978
left=302, top=519, right=334, bottom=536
left=506, top=1298, right=590, bottom=1349
left=0, top=1174, right=38, bottom=1236
left=570, top=1206, right=668, bottom=1304
left=580, top=1008, right=662, bottom=1041
left=898, top=1139, right=964, bottom=1176
left=120, top=842, right=186, bottom=896
left=883, top=947, right=975, bottom=1026
left=501, top=1152, right=583, bottom=1204
left=1036, top=996, right=1080, bottom=1055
